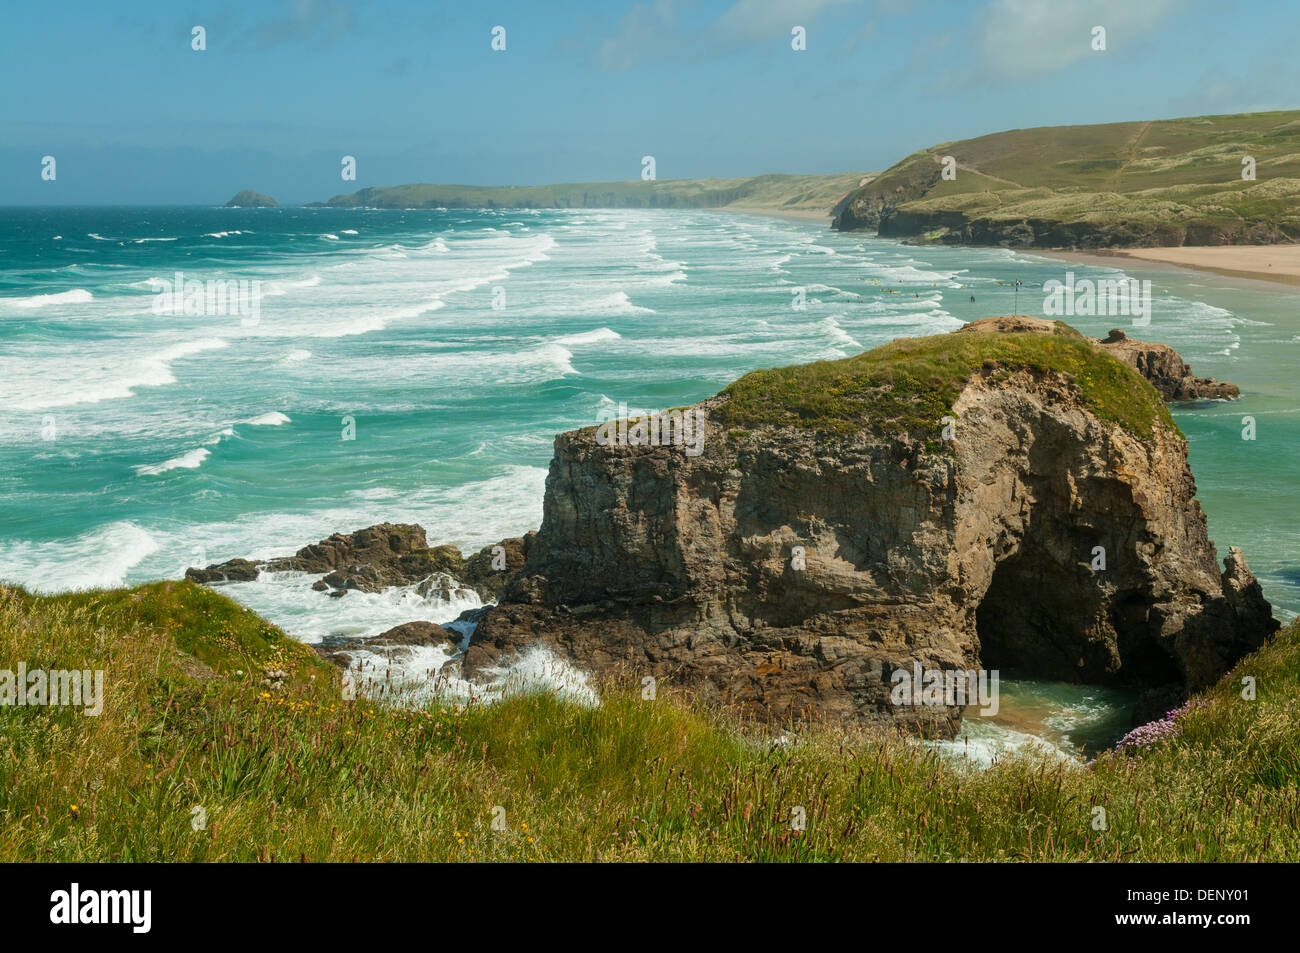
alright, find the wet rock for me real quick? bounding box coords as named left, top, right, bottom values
left=414, top=572, right=477, bottom=603
left=312, top=620, right=460, bottom=667
left=184, top=558, right=261, bottom=584
left=263, top=523, right=457, bottom=592
left=188, top=521, right=527, bottom=606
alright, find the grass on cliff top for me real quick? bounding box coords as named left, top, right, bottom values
left=2, top=580, right=1296, bottom=862
left=715, top=326, right=1176, bottom=444
left=845, top=109, right=1300, bottom=238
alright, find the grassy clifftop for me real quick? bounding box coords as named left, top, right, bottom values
left=1, top=579, right=1295, bottom=861
left=321, top=172, right=871, bottom=215
left=833, top=109, right=1300, bottom=247
left=716, top=322, right=1175, bottom=444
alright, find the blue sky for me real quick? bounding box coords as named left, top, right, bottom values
left=1, top=0, right=1297, bottom=204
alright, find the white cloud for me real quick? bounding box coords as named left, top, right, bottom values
left=594, top=0, right=687, bottom=71
left=716, top=0, right=863, bottom=43
left=591, top=0, right=872, bottom=70
left=976, top=0, right=1180, bottom=80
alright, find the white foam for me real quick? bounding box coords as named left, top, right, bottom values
left=262, top=273, right=323, bottom=297
left=5, top=288, right=94, bottom=309
left=2, top=337, right=229, bottom=411
left=562, top=291, right=654, bottom=316
left=343, top=641, right=599, bottom=709
left=245, top=411, right=291, bottom=426
left=820, top=315, right=862, bottom=349
left=134, top=447, right=211, bottom=476
left=0, top=522, right=159, bottom=593
left=553, top=327, right=622, bottom=346
left=222, top=570, right=484, bottom=646
left=927, top=719, right=1076, bottom=770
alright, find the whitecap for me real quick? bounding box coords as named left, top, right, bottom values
left=244, top=411, right=291, bottom=426
left=5, top=288, right=94, bottom=309
left=553, top=327, right=622, bottom=346
left=134, top=447, right=211, bottom=476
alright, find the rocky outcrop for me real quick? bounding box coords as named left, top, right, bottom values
left=1096, top=329, right=1239, bottom=400
left=259, top=523, right=455, bottom=593
left=313, top=620, right=461, bottom=666
left=463, top=320, right=1277, bottom=734
left=224, top=190, right=278, bottom=208
left=186, top=523, right=528, bottom=600
left=185, top=558, right=261, bottom=584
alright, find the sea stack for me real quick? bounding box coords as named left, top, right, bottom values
left=463, top=317, right=1277, bottom=735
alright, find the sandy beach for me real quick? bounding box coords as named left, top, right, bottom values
left=1040, top=245, right=1300, bottom=290
left=720, top=205, right=835, bottom=223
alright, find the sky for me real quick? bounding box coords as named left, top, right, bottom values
left=1, top=0, right=1297, bottom=205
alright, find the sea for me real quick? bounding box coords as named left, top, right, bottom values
left=2, top=205, right=1296, bottom=765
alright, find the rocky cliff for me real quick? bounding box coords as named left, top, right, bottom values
left=461, top=318, right=1275, bottom=734
left=185, top=320, right=1274, bottom=737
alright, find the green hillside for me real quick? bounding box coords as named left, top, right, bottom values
left=833, top=110, right=1300, bottom=247
left=320, top=172, right=872, bottom=216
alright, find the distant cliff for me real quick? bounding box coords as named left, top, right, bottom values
left=320, top=173, right=870, bottom=216
left=225, top=190, right=279, bottom=208
left=832, top=109, right=1300, bottom=248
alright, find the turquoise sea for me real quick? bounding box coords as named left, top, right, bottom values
left=2, top=206, right=1296, bottom=761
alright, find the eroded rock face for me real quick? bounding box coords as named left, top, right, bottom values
left=465, top=324, right=1276, bottom=734
left=1096, top=328, right=1239, bottom=401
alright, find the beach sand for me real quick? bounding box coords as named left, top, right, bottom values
left=720, top=205, right=834, bottom=223
left=1040, top=245, right=1300, bottom=290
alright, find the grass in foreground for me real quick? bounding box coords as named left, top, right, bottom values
left=1, top=581, right=1296, bottom=861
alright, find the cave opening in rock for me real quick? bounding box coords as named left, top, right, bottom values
left=974, top=538, right=1181, bottom=686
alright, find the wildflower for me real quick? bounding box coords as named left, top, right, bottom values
left=1114, top=698, right=1206, bottom=752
